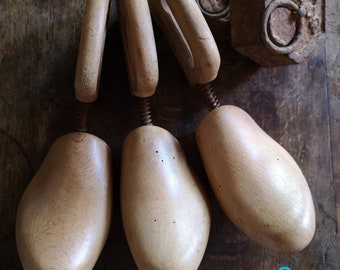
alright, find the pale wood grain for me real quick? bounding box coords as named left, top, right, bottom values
left=196, top=105, right=315, bottom=252
left=118, top=0, right=158, bottom=98
left=149, top=0, right=220, bottom=85
left=0, top=0, right=338, bottom=269
left=75, top=0, right=110, bottom=103
left=121, top=125, right=210, bottom=270
left=16, top=133, right=112, bottom=270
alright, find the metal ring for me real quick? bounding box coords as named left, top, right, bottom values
left=261, top=0, right=304, bottom=55
left=196, top=0, right=230, bottom=20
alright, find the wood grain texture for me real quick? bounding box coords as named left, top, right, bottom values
left=74, top=0, right=110, bottom=103
left=0, top=0, right=339, bottom=269
left=326, top=0, right=340, bottom=252
left=196, top=105, right=315, bottom=253
left=148, top=0, right=220, bottom=85
left=121, top=125, right=210, bottom=269
left=16, top=132, right=112, bottom=270
left=118, top=0, right=158, bottom=98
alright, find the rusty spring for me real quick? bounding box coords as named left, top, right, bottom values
left=197, top=83, right=220, bottom=110
left=74, top=101, right=90, bottom=132
left=138, top=97, right=153, bottom=126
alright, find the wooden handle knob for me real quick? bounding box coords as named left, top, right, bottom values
left=74, top=0, right=110, bottom=103
left=118, top=0, right=159, bottom=98
left=149, top=0, right=220, bottom=85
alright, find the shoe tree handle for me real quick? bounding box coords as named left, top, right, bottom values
left=74, top=0, right=110, bottom=103
left=118, top=0, right=159, bottom=98
left=148, top=0, right=220, bottom=85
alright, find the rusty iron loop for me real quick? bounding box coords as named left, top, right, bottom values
left=261, top=0, right=305, bottom=55
left=195, top=0, right=230, bottom=20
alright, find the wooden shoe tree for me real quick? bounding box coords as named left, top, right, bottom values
left=150, top=0, right=316, bottom=253
left=118, top=0, right=210, bottom=269
left=15, top=1, right=112, bottom=269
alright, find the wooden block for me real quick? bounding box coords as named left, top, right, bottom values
left=229, top=0, right=326, bottom=66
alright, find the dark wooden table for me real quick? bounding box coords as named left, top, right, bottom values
left=1, top=1, right=339, bottom=269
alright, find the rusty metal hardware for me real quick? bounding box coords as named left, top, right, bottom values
left=196, top=0, right=230, bottom=20
left=229, top=0, right=325, bottom=66
left=195, top=0, right=231, bottom=41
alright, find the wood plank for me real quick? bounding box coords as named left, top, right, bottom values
left=326, top=0, right=340, bottom=251
left=0, top=0, right=338, bottom=269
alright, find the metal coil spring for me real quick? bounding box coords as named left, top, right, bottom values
left=138, top=97, right=153, bottom=126
left=74, top=101, right=89, bottom=132
left=198, top=84, right=220, bottom=110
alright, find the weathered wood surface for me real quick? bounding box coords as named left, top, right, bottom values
left=0, top=0, right=339, bottom=269
left=326, top=0, right=340, bottom=254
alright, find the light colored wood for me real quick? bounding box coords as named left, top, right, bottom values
left=16, top=132, right=112, bottom=270
left=196, top=105, right=315, bottom=253
left=118, top=0, right=158, bottom=98
left=74, top=0, right=110, bottom=103
left=148, top=0, right=220, bottom=85
left=1, top=0, right=338, bottom=268
left=121, top=125, right=210, bottom=270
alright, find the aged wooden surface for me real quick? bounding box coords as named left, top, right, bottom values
left=0, top=0, right=339, bottom=269
left=326, top=0, right=340, bottom=254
